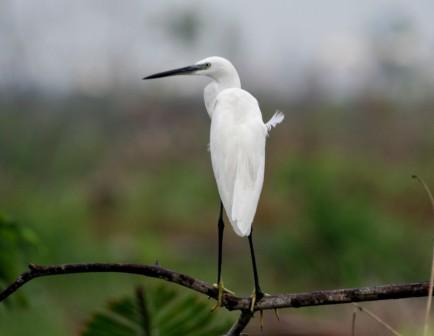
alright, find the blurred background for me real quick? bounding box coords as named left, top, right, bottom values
left=0, top=0, right=433, bottom=335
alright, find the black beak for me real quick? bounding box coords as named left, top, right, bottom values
left=143, top=63, right=208, bottom=80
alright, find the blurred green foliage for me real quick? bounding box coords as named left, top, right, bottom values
left=82, top=285, right=232, bottom=336
left=0, top=95, right=432, bottom=334
left=266, top=156, right=431, bottom=289
left=0, top=213, right=39, bottom=307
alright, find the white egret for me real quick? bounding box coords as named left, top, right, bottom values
left=143, top=56, right=284, bottom=309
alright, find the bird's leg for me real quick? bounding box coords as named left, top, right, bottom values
left=212, top=202, right=225, bottom=310
left=248, top=230, right=264, bottom=312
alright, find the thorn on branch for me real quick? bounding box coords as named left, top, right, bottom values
left=28, top=263, right=39, bottom=271
left=412, top=174, right=434, bottom=218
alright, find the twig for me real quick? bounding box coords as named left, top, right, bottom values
left=413, top=175, right=434, bottom=336
left=1, top=263, right=433, bottom=335
left=245, top=282, right=434, bottom=311
left=412, top=175, right=434, bottom=219
left=353, top=303, right=402, bottom=336
left=0, top=263, right=220, bottom=304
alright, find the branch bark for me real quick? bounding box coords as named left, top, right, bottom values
left=0, top=263, right=431, bottom=335
left=224, top=310, right=253, bottom=336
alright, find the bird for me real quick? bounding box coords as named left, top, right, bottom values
left=143, top=56, right=284, bottom=310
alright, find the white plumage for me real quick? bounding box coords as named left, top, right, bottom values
left=265, top=110, right=285, bottom=132
left=201, top=57, right=284, bottom=237
left=144, top=56, right=284, bottom=237
left=210, top=89, right=265, bottom=236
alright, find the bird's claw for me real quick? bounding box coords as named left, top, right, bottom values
left=212, top=282, right=235, bottom=295
left=250, top=291, right=256, bottom=312
left=249, top=289, right=266, bottom=331
left=211, top=280, right=234, bottom=311
left=249, top=288, right=265, bottom=312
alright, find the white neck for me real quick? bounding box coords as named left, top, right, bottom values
left=203, top=71, right=241, bottom=118
left=213, top=70, right=241, bottom=90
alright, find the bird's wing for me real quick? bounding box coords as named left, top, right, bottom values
left=210, top=89, right=267, bottom=237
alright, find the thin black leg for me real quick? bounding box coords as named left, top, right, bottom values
left=248, top=230, right=264, bottom=299
left=217, top=202, right=224, bottom=284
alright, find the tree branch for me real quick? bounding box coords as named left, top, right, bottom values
left=234, top=281, right=432, bottom=311
left=0, top=263, right=220, bottom=304
left=0, top=263, right=431, bottom=335
left=224, top=310, right=253, bottom=336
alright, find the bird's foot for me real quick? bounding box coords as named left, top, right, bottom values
left=249, top=288, right=265, bottom=312
left=249, top=290, right=267, bottom=331
left=211, top=280, right=234, bottom=311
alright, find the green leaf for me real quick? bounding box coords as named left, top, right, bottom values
left=0, top=213, right=39, bottom=308
left=82, top=285, right=233, bottom=336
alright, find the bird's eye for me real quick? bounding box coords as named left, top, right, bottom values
left=205, top=62, right=211, bottom=68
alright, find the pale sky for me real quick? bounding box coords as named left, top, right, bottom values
left=1, top=0, right=433, bottom=98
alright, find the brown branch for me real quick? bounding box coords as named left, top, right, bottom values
left=0, top=263, right=220, bottom=303
left=234, top=281, right=433, bottom=310
left=0, top=263, right=432, bottom=335
left=224, top=310, right=253, bottom=336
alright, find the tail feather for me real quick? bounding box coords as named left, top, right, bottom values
left=265, top=110, right=284, bottom=132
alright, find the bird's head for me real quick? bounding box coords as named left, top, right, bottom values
left=143, top=56, right=239, bottom=84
